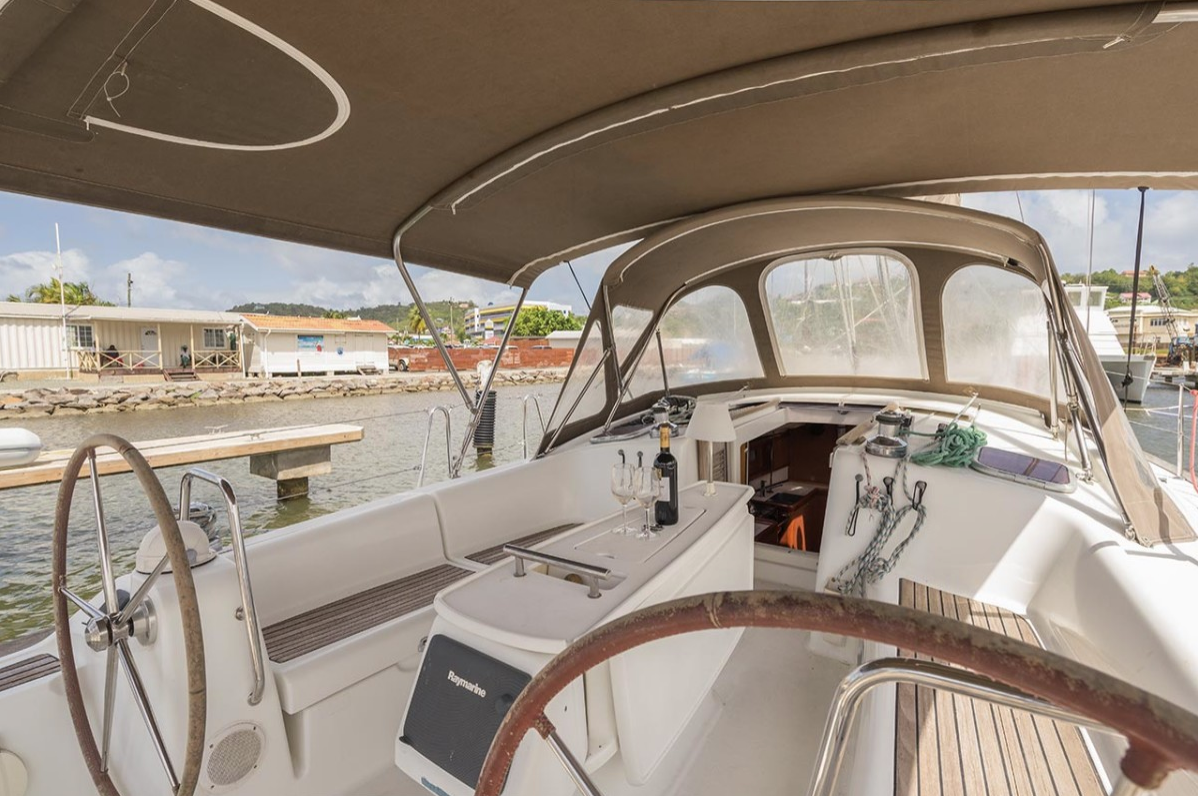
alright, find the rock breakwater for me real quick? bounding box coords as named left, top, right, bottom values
left=0, top=369, right=567, bottom=418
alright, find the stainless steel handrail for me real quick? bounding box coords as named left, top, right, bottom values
left=418, top=405, right=453, bottom=487
left=521, top=394, right=546, bottom=459
left=503, top=544, right=613, bottom=599
left=807, top=657, right=1115, bottom=796
left=1177, top=382, right=1185, bottom=478
left=179, top=468, right=266, bottom=706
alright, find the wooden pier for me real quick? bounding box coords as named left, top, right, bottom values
left=0, top=424, right=363, bottom=494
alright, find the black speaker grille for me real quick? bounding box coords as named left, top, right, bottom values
left=402, top=635, right=531, bottom=788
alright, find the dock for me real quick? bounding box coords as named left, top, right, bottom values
left=0, top=424, right=363, bottom=495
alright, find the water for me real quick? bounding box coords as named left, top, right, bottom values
left=0, top=383, right=560, bottom=643
left=0, top=381, right=1189, bottom=645
left=1123, top=380, right=1193, bottom=470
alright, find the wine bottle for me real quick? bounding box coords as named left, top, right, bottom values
left=654, top=425, right=679, bottom=526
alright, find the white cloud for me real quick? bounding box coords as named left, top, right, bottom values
left=0, top=248, right=92, bottom=299
left=961, top=191, right=1129, bottom=275
left=101, top=252, right=196, bottom=309
left=961, top=190, right=1198, bottom=275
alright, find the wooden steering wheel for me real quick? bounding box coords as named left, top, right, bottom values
left=476, top=590, right=1198, bottom=795
left=52, top=434, right=207, bottom=796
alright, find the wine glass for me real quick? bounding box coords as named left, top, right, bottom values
left=632, top=466, right=661, bottom=539
left=610, top=463, right=635, bottom=533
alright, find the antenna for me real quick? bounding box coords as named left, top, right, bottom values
left=126, top=272, right=133, bottom=307
left=55, top=222, right=72, bottom=379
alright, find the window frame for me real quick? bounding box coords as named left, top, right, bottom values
left=202, top=327, right=228, bottom=349
left=758, top=248, right=928, bottom=380
left=67, top=324, right=94, bottom=349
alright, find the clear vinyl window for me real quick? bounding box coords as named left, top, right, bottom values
left=611, top=305, right=653, bottom=366
left=942, top=265, right=1050, bottom=396
left=627, top=285, right=763, bottom=397
left=547, top=321, right=607, bottom=429
left=763, top=251, right=924, bottom=378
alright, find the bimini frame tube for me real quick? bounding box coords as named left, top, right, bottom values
left=1045, top=257, right=1136, bottom=537
left=392, top=207, right=527, bottom=478
left=392, top=209, right=473, bottom=412
left=450, top=285, right=529, bottom=477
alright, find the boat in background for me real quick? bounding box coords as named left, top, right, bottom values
left=0, top=428, right=41, bottom=469
left=1064, top=284, right=1155, bottom=402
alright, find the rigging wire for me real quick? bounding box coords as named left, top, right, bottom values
left=1123, top=187, right=1150, bottom=406
left=1014, top=191, right=1026, bottom=224
left=1085, top=189, right=1096, bottom=333
left=566, top=260, right=592, bottom=312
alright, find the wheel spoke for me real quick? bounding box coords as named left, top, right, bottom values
left=87, top=450, right=119, bottom=615
left=116, top=640, right=179, bottom=791
left=60, top=586, right=105, bottom=621
left=100, top=645, right=117, bottom=772
left=541, top=720, right=603, bottom=796
left=118, top=553, right=168, bottom=625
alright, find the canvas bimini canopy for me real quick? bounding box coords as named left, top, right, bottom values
left=536, top=196, right=1192, bottom=546
left=3, top=1, right=1198, bottom=284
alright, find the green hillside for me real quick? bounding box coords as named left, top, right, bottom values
left=227, top=301, right=476, bottom=331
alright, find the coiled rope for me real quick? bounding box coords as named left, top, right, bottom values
left=909, top=422, right=987, bottom=468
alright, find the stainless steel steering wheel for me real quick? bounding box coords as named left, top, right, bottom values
left=52, top=434, right=207, bottom=796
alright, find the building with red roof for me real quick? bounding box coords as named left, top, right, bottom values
left=240, top=314, right=394, bottom=376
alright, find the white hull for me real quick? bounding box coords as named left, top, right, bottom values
left=0, top=428, right=41, bottom=469
left=1101, top=353, right=1155, bottom=403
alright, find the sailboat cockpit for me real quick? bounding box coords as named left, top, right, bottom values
left=3, top=2, right=1198, bottom=796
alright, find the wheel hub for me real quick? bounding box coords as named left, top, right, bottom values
left=83, top=600, right=156, bottom=652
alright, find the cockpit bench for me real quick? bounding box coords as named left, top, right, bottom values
left=262, top=563, right=472, bottom=664
left=896, top=579, right=1104, bottom=796
left=464, top=523, right=580, bottom=566
left=0, top=654, right=59, bottom=693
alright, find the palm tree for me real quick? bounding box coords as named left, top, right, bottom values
left=405, top=305, right=427, bottom=335
left=21, top=279, right=113, bottom=306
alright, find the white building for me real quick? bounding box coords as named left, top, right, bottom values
left=466, top=300, right=573, bottom=338
left=241, top=314, right=392, bottom=376
left=0, top=301, right=243, bottom=379
left=1107, top=303, right=1198, bottom=345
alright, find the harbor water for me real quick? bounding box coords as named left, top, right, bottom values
left=0, top=380, right=1190, bottom=644
left=0, top=382, right=559, bottom=644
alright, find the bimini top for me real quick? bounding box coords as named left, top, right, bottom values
left=2, top=1, right=1198, bottom=284
left=539, top=196, right=1191, bottom=545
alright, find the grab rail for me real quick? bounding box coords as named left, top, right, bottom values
left=178, top=468, right=266, bottom=706
left=503, top=544, right=612, bottom=599
left=807, top=657, right=1123, bottom=796
left=417, top=405, right=453, bottom=487
left=521, top=395, right=546, bottom=459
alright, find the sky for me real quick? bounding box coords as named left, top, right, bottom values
left=1, top=188, right=1196, bottom=313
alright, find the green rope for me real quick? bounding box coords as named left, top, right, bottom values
left=909, top=422, right=987, bottom=468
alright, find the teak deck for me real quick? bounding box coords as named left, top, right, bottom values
left=897, top=579, right=1105, bottom=796
left=0, top=654, right=59, bottom=693
left=262, top=524, right=581, bottom=664
left=263, top=564, right=472, bottom=664
left=0, top=424, right=363, bottom=490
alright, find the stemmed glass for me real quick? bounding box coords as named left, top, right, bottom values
left=632, top=466, right=661, bottom=539
left=611, top=462, right=635, bottom=534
